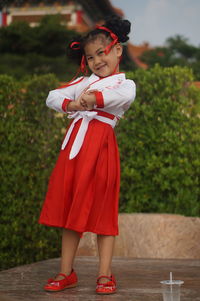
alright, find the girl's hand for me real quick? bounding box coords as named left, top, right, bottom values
left=67, top=89, right=97, bottom=111
left=81, top=90, right=97, bottom=110
left=74, top=88, right=93, bottom=111
left=67, top=100, right=86, bottom=111
left=67, top=89, right=88, bottom=111
left=75, top=95, right=88, bottom=111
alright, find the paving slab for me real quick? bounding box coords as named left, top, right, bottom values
left=0, top=257, right=199, bottom=301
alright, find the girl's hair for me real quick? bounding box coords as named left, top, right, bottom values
left=68, top=15, right=131, bottom=66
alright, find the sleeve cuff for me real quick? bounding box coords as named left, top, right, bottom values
left=62, top=98, right=72, bottom=112
left=94, top=91, right=104, bottom=108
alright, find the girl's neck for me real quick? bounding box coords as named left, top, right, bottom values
left=94, top=71, right=124, bottom=80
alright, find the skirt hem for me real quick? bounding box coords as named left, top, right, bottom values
left=39, top=220, right=119, bottom=237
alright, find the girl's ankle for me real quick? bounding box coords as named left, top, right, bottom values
left=97, top=274, right=112, bottom=284
left=98, top=268, right=112, bottom=276
left=54, top=270, right=72, bottom=280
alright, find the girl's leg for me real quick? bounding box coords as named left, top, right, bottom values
left=55, top=228, right=80, bottom=280
left=97, top=235, right=115, bottom=281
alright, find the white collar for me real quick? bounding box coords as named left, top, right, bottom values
left=88, top=73, right=126, bottom=85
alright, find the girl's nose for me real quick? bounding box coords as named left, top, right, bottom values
left=94, top=56, right=101, bottom=66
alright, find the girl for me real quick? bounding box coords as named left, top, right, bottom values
left=39, top=16, right=136, bottom=295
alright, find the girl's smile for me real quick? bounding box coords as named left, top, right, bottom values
left=84, top=38, right=122, bottom=78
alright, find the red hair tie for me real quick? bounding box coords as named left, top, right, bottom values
left=70, top=41, right=81, bottom=50
left=69, top=41, right=87, bottom=74
left=80, top=55, right=87, bottom=73
left=96, top=25, right=119, bottom=54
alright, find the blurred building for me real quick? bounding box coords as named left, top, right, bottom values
left=0, top=0, right=122, bottom=31
left=128, top=42, right=150, bottom=69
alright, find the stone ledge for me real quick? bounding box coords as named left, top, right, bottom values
left=77, top=213, right=200, bottom=259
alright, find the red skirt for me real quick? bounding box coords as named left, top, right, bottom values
left=39, top=118, right=120, bottom=236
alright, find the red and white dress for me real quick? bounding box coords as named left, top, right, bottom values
left=39, top=73, right=136, bottom=236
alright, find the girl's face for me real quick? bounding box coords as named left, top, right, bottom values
left=84, top=37, right=123, bottom=78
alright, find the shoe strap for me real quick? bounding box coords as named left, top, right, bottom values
left=57, top=273, right=68, bottom=279
left=57, top=270, right=74, bottom=279
left=97, top=275, right=113, bottom=284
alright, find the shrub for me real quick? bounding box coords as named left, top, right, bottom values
left=0, top=54, right=77, bottom=81
left=0, top=65, right=200, bottom=270
left=0, top=74, right=68, bottom=270
left=117, top=65, right=200, bottom=216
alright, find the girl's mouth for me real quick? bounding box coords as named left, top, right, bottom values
left=97, top=64, right=107, bottom=71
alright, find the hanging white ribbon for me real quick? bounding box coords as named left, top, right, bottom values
left=61, top=111, right=117, bottom=160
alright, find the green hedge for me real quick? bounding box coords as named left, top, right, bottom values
left=0, top=65, right=200, bottom=270
left=0, top=74, right=66, bottom=270
left=0, top=54, right=78, bottom=81
left=118, top=65, right=200, bottom=215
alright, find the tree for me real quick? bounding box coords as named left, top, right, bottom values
left=140, top=35, right=200, bottom=80
left=166, top=35, right=198, bottom=59
left=0, top=15, right=76, bottom=56
left=33, top=15, right=76, bottom=57
left=0, top=15, right=79, bottom=80
left=0, top=14, right=137, bottom=80
left=0, top=21, right=36, bottom=54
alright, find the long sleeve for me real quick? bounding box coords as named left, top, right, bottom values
left=46, top=77, right=85, bottom=113
left=95, top=79, right=136, bottom=112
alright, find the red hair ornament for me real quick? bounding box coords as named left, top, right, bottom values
left=95, top=25, right=119, bottom=54
left=57, top=41, right=87, bottom=88
left=69, top=26, right=119, bottom=74
left=59, top=26, right=119, bottom=88
left=95, top=25, right=121, bottom=75
left=70, top=41, right=87, bottom=74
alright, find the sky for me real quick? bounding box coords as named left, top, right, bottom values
left=111, top=0, right=200, bottom=47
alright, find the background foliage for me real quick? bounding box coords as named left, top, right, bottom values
left=0, top=73, right=65, bottom=270
left=1, top=16, right=200, bottom=81
left=1, top=65, right=200, bottom=270
left=0, top=15, right=78, bottom=81
left=140, top=35, right=200, bottom=80
left=0, top=15, right=136, bottom=81
left=118, top=65, right=200, bottom=215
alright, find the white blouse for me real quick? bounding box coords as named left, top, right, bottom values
left=46, top=72, right=136, bottom=118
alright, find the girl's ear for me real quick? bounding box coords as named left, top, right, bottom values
left=115, top=43, right=123, bottom=57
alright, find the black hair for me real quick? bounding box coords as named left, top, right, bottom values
left=67, top=15, right=131, bottom=66
left=103, top=15, right=131, bottom=43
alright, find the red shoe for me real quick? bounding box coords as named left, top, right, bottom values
left=44, top=270, right=78, bottom=292
left=96, top=275, right=117, bottom=294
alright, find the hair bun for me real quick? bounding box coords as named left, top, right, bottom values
left=104, top=15, right=131, bottom=43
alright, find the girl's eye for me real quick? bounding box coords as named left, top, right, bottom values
left=87, top=56, right=93, bottom=61
left=98, top=51, right=104, bottom=56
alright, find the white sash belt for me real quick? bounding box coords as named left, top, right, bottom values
left=61, top=111, right=117, bottom=159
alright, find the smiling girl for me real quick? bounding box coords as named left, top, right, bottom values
left=39, top=15, right=136, bottom=295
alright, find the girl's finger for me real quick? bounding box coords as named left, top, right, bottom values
left=85, top=89, right=98, bottom=94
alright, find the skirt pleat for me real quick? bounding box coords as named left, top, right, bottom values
left=39, top=118, right=120, bottom=236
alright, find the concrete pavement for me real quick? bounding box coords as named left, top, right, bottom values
left=0, top=256, right=199, bottom=301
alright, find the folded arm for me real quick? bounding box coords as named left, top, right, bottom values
left=81, top=80, right=136, bottom=111
left=46, top=77, right=87, bottom=112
